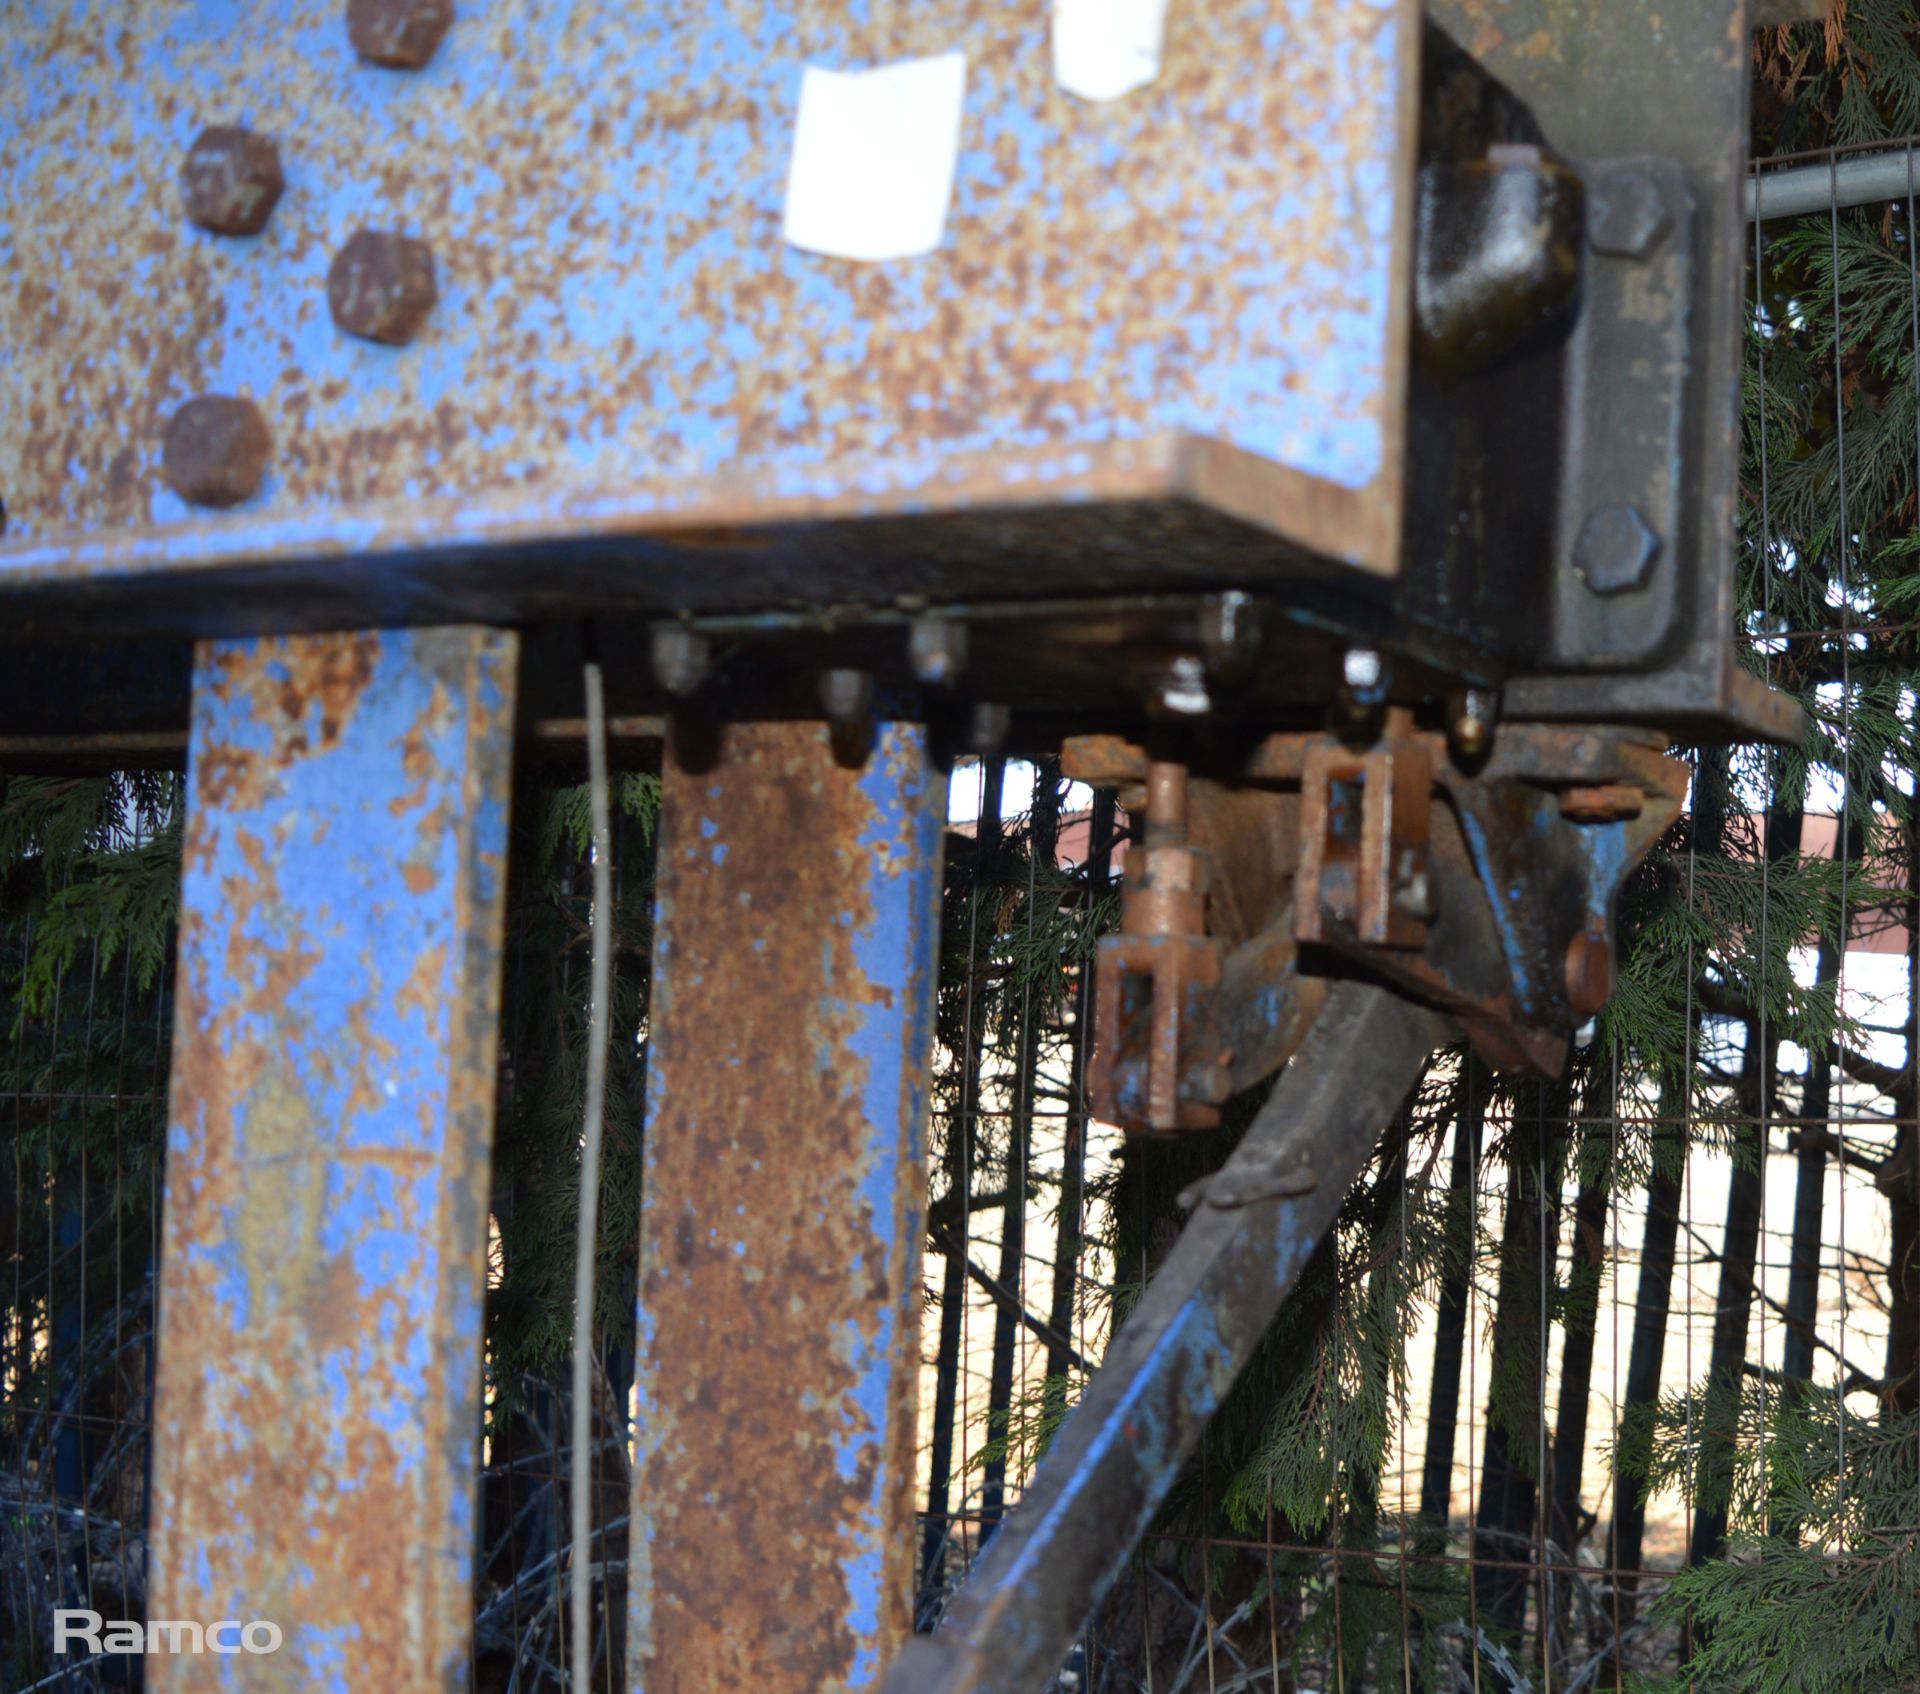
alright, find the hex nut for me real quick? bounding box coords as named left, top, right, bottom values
left=819, top=667, right=874, bottom=725
left=650, top=625, right=711, bottom=698
left=907, top=614, right=968, bottom=687
left=1587, top=163, right=1673, bottom=260
left=327, top=229, right=438, bottom=345
left=1572, top=504, right=1661, bottom=595
left=347, top=0, right=453, bottom=68
left=161, top=396, right=271, bottom=508
left=180, top=126, right=284, bottom=236
left=969, top=701, right=1012, bottom=756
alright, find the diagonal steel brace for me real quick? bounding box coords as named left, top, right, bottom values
left=882, top=979, right=1451, bottom=1694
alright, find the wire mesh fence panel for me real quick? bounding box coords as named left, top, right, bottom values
left=0, top=775, right=175, bottom=1693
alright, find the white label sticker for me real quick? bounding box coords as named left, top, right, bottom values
left=1052, top=0, right=1171, bottom=102
left=781, top=51, right=969, bottom=263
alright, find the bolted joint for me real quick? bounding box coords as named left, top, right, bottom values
left=1449, top=686, right=1499, bottom=760
left=180, top=126, right=284, bottom=236
left=1197, top=590, right=1261, bottom=681
left=1338, top=647, right=1390, bottom=715
left=1587, top=161, right=1675, bottom=260
left=907, top=614, right=968, bottom=687
left=968, top=701, right=1011, bottom=755
left=649, top=625, right=711, bottom=698
left=161, top=396, right=271, bottom=508
left=1413, top=142, right=1584, bottom=381
left=1572, top=504, right=1661, bottom=595
left=1155, top=653, right=1212, bottom=717
left=347, top=0, right=454, bottom=69
left=328, top=229, right=438, bottom=346
left=819, top=667, right=873, bottom=725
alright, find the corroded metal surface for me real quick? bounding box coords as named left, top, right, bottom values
left=0, top=0, right=1417, bottom=610
left=148, top=625, right=517, bottom=1693
left=630, top=721, right=944, bottom=1693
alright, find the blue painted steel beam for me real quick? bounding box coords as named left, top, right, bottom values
left=629, top=721, right=945, bottom=1693
left=0, top=1, right=1415, bottom=607
left=147, top=626, right=517, bottom=1693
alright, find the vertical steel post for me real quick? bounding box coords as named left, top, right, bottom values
left=629, top=721, right=944, bottom=1693
left=148, top=627, right=517, bottom=1692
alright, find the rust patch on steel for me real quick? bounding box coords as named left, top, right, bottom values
left=630, top=721, right=944, bottom=1692
left=147, top=625, right=517, bottom=1694
left=160, top=395, right=272, bottom=509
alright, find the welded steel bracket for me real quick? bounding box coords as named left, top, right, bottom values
left=1068, top=723, right=1686, bottom=1081
left=147, top=627, right=517, bottom=1693
left=629, top=721, right=944, bottom=1693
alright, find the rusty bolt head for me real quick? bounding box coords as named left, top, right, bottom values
left=1564, top=923, right=1616, bottom=1021
left=1588, top=163, right=1673, bottom=260
left=327, top=229, right=438, bottom=345
left=347, top=0, right=453, bottom=68
left=180, top=126, right=284, bottom=236
left=161, top=396, right=271, bottom=508
left=1573, top=504, right=1661, bottom=595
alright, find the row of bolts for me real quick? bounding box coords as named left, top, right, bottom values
left=652, top=600, right=1500, bottom=761
left=158, top=0, right=456, bottom=509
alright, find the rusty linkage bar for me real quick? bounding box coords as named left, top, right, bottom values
left=1085, top=761, right=1223, bottom=1134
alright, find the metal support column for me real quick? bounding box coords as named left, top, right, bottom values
left=148, top=627, right=517, bottom=1691
left=629, top=721, right=945, bottom=1693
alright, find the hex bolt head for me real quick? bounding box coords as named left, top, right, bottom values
left=180, top=126, right=284, bottom=236
left=161, top=396, right=271, bottom=508
left=327, top=229, right=438, bottom=345
left=819, top=667, right=874, bottom=725
left=968, top=701, right=1012, bottom=756
left=907, top=614, right=968, bottom=687
left=1342, top=647, right=1383, bottom=691
left=1450, top=686, right=1499, bottom=759
left=347, top=0, right=454, bottom=69
left=649, top=625, right=711, bottom=698
left=1588, top=163, right=1673, bottom=260
left=1157, top=654, right=1212, bottom=717
left=1573, top=504, right=1662, bottom=595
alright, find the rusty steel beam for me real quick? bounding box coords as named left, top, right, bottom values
left=883, top=980, right=1450, bottom=1694
left=630, top=720, right=945, bottom=1693
left=147, top=626, right=517, bottom=1693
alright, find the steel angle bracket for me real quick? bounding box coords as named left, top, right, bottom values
left=880, top=981, right=1450, bottom=1694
